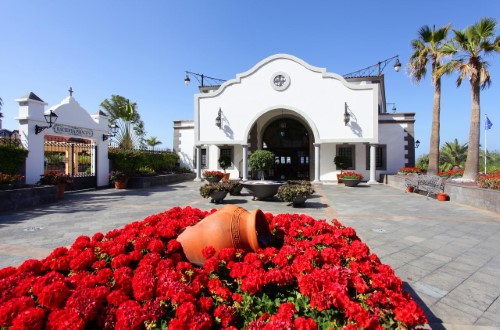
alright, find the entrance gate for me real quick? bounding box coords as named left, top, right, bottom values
left=44, top=138, right=97, bottom=191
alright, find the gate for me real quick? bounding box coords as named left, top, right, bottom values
left=44, top=138, right=97, bottom=191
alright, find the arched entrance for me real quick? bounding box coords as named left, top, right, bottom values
left=262, top=117, right=310, bottom=180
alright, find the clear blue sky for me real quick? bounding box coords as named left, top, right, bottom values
left=1, top=1, right=499, bottom=158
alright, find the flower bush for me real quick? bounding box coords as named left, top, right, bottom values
left=38, top=171, right=73, bottom=185
left=437, top=169, right=464, bottom=178
left=398, top=167, right=422, bottom=175
left=476, top=173, right=500, bottom=190
left=0, top=206, right=427, bottom=329
left=202, top=170, right=224, bottom=179
left=199, top=182, right=232, bottom=198
left=338, top=171, right=363, bottom=180
left=109, top=170, right=128, bottom=183
left=277, top=181, right=315, bottom=203
left=0, top=172, right=24, bottom=184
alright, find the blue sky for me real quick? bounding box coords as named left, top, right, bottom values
left=1, top=1, right=499, bottom=158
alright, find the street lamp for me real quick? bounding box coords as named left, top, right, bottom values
left=386, top=102, right=397, bottom=113
left=103, top=124, right=119, bottom=141
left=344, top=102, right=351, bottom=126
left=343, top=55, right=402, bottom=78
left=215, top=108, right=222, bottom=129
left=35, top=110, right=58, bottom=134
left=415, top=140, right=420, bottom=148
left=184, top=71, right=226, bottom=87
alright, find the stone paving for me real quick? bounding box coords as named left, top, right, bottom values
left=1, top=181, right=499, bottom=329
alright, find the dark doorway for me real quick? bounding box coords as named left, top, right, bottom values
left=262, top=117, right=310, bottom=180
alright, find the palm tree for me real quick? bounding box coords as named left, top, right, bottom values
left=408, top=24, right=451, bottom=175
left=439, top=138, right=468, bottom=171
left=100, top=95, right=146, bottom=148
left=145, top=136, right=162, bottom=151
left=439, top=17, right=500, bottom=180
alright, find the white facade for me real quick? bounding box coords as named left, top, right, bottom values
left=174, top=54, right=416, bottom=183
left=16, top=92, right=110, bottom=186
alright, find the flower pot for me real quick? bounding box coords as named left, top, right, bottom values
left=205, top=177, right=222, bottom=183
left=209, top=190, right=228, bottom=204
left=114, top=179, right=128, bottom=189
left=437, top=193, right=447, bottom=201
left=407, top=187, right=414, bottom=193
left=342, top=178, right=361, bottom=187
left=57, top=183, right=66, bottom=199
left=229, top=183, right=243, bottom=196
left=241, top=181, right=284, bottom=200
left=292, top=196, right=307, bottom=207
left=176, top=205, right=273, bottom=266
left=222, top=173, right=230, bottom=182
left=336, top=174, right=343, bottom=184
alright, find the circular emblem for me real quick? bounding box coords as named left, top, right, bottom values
left=270, top=72, right=290, bottom=91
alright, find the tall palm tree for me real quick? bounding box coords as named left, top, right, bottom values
left=408, top=24, right=451, bottom=175
left=439, top=138, right=468, bottom=171
left=439, top=17, right=500, bottom=180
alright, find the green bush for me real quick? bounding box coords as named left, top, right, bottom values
left=0, top=145, right=28, bottom=175
left=108, top=148, right=180, bottom=175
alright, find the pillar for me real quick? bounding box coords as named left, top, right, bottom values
left=313, top=143, right=321, bottom=183
left=194, top=146, right=202, bottom=181
left=242, top=144, right=248, bottom=181
left=368, top=144, right=378, bottom=184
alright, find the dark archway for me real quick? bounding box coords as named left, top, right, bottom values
left=262, top=117, right=310, bottom=180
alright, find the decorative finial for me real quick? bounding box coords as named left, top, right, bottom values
left=69, top=87, right=73, bottom=97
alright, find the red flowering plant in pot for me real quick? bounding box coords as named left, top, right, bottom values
left=38, top=171, right=73, bottom=185
left=0, top=205, right=427, bottom=329
left=202, top=170, right=224, bottom=183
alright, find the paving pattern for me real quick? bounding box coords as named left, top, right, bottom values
left=1, top=181, right=499, bottom=329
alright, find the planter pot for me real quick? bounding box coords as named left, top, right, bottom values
left=291, top=195, right=307, bottom=207
left=205, top=177, right=222, bottom=183
left=57, top=183, right=66, bottom=199
left=209, top=190, right=228, bottom=204
left=407, top=187, right=414, bottom=193
left=176, top=205, right=273, bottom=266
left=336, top=174, right=343, bottom=184
left=229, top=184, right=243, bottom=196
left=241, top=181, right=284, bottom=200
left=342, top=178, right=361, bottom=187
left=437, top=193, right=447, bottom=201
left=114, top=179, right=128, bottom=189
left=222, top=173, right=230, bottom=182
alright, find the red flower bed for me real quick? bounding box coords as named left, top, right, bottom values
left=0, top=207, right=427, bottom=329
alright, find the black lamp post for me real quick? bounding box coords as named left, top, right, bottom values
left=343, top=55, right=402, bottom=78
left=386, top=102, right=397, bottom=113
left=215, top=108, right=222, bottom=129
left=35, top=110, right=58, bottom=134
left=415, top=140, right=420, bottom=148
left=103, top=124, right=119, bottom=141
left=184, top=71, right=226, bottom=87
left=344, top=102, right=351, bottom=126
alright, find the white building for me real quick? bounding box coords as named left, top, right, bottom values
left=174, top=54, right=416, bottom=183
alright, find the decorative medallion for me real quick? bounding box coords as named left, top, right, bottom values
left=270, top=72, right=290, bottom=91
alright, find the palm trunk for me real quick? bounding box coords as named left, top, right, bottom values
left=427, top=77, right=441, bottom=175
left=463, top=79, right=481, bottom=180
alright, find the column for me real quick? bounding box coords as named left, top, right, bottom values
left=368, top=144, right=378, bottom=184
left=241, top=144, right=248, bottom=181
left=194, top=146, right=202, bottom=181
left=313, top=143, right=321, bottom=183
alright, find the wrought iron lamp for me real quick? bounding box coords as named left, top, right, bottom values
left=344, top=102, right=351, bottom=126
left=35, top=110, right=58, bottom=134
left=386, top=102, right=397, bottom=113
left=415, top=140, right=420, bottom=148
left=215, top=108, right=222, bottom=129
left=343, top=55, right=402, bottom=78
left=184, top=71, right=226, bottom=87
left=103, top=124, right=119, bottom=141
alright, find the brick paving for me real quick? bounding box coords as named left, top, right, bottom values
left=1, top=181, right=499, bottom=329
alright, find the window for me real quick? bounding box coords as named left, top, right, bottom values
left=193, top=147, right=208, bottom=168
left=218, top=147, right=233, bottom=170
left=336, top=145, right=355, bottom=170
left=365, top=145, right=387, bottom=170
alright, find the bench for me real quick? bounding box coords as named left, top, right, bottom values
left=405, top=175, right=445, bottom=199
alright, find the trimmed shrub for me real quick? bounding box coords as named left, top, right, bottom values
left=0, top=144, right=28, bottom=175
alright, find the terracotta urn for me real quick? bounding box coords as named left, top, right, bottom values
left=57, top=183, right=66, bottom=199
left=222, top=173, right=230, bottom=182
left=437, top=192, right=447, bottom=201
left=114, top=179, right=128, bottom=189
left=176, top=205, right=272, bottom=266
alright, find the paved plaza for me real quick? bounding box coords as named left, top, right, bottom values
left=1, top=181, right=499, bottom=329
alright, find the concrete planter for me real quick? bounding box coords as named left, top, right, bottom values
left=241, top=181, right=284, bottom=200
left=0, top=185, right=58, bottom=212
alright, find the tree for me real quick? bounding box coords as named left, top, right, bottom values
left=439, top=138, right=468, bottom=171
left=439, top=17, right=500, bottom=180
left=408, top=24, right=451, bottom=175
left=416, top=154, right=429, bottom=172
left=145, top=136, right=162, bottom=151
left=100, top=95, right=146, bottom=149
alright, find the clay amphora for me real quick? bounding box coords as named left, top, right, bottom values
left=176, top=205, right=272, bottom=266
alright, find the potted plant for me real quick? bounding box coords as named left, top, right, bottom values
left=277, top=181, right=315, bottom=207
left=109, top=170, right=128, bottom=189
left=199, top=181, right=232, bottom=203
left=38, top=171, right=73, bottom=198
left=338, top=171, right=363, bottom=187
left=227, top=179, right=243, bottom=195
left=0, top=173, right=24, bottom=190
left=218, top=154, right=232, bottom=181
left=248, top=150, right=275, bottom=180
left=334, top=155, right=348, bottom=183
left=202, top=170, right=224, bottom=183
